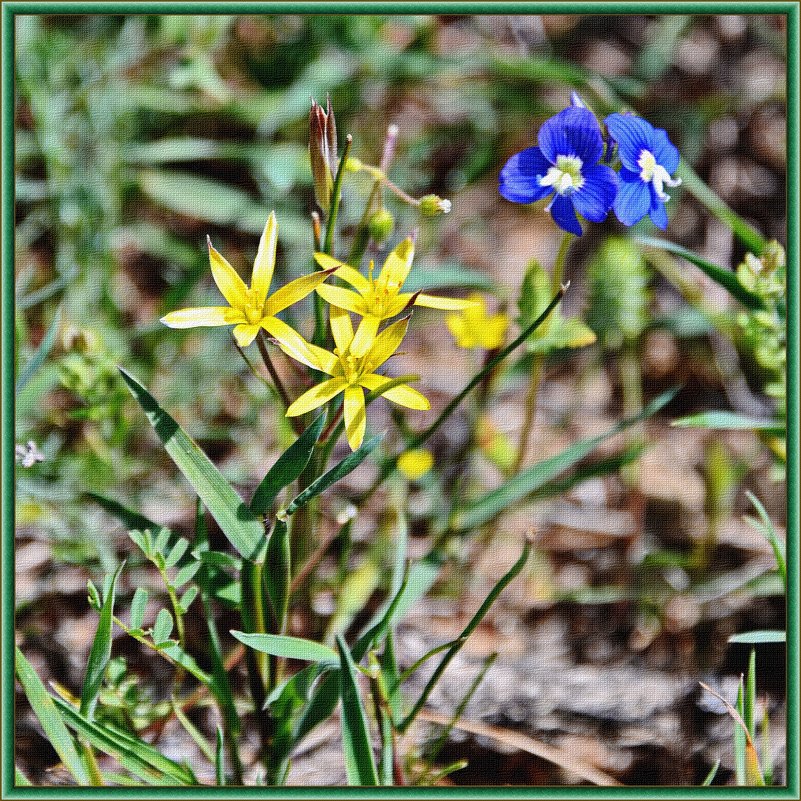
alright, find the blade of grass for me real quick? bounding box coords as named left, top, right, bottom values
left=336, top=635, right=380, bottom=786
left=745, top=648, right=756, bottom=739
left=729, top=631, right=786, bottom=644
left=702, top=759, right=720, bottom=786
left=119, top=368, right=264, bottom=560
left=672, top=410, right=783, bottom=435
left=14, top=648, right=90, bottom=785
left=16, top=306, right=61, bottom=395
left=744, top=491, right=786, bottom=589
left=230, top=631, right=339, bottom=666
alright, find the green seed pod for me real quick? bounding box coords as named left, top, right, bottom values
left=367, top=208, right=395, bottom=244
left=419, top=194, right=452, bottom=216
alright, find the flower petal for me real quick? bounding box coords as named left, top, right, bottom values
left=360, top=374, right=430, bottom=410
left=343, top=385, right=367, bottom=451
left=265, top=268, right=336, bottom=315
left=378, top=238, right=414, bottom=290
left=329, top=305, right=354, bottom=354
left=571, top=164, right=618, bottom=222
left=207, top=239, right=249, bottom=310
left=316, top=283, right=366, bottom=315
left=539, top=107, right=603, bottom=165
left=613, top=175, right=651, bottom=227
left=365, top=316, right=409, bottom=372
left=648, top=194, right=669, bottom=229
left=549, top=194, right=583, bottom=236
left=286, top=377, right=348, bottom=417
left=313, top=254, right=371, bottom=293
left=499, top=147, right=554, bottom=203
left=350, top=315, right=381, bottom=358
left=160, top=306, right=244, bottom=328
left=262, top=316, right=337, bottom=374
left=604, top=113, right=654, bottom=172
left=650, top=127, right=680, bottom=173
left=414, top=294, right=481, bottom=311
left=233, top=324, right=261, bottom=348
left=251, top=212, right=278, bottom=303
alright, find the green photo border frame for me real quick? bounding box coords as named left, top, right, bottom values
left=2, top=2, right=798, bottom=798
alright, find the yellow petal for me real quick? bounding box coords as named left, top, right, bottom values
left=414, top=294, right=479, bottom=311
left=251, top=212, right=277, bottom=303
left=262, top=317, right=338, bottom=374
left=207, top=238, right=249, bottom=310
left=160, top=306, right=244, bottom=328
left=379, top=383, right=430, bottom=410
left=350, top=315, right=381, bottom=358
left=316, top=284, right=366, bottom=315
left=314, top=254, right=371, bottom=293
left=397, top=448, right=434, bottom=480
left=233, top=324, right=261, bottom=348
left=286, top=377, right=348, bottom=417
left=378, top=238, right=414, bottom=289
left=445, top=312, right=472, bottom=348
left=343, top=385, right=366, bottom=451
left=329, top=305, right=354, bottom=354
left=266, top=268, right=336, bottom=315
left=365, top=316, right=409, bottom=371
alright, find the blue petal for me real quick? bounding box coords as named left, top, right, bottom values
left=499, top=146, right=554, bottom=203
left=649, top=194, right=669, bottom=229
left=549, top=194, right=583, bottom=236
left=613, top=175, right=651, bottom=227
left=650, top=128, right=680, bottom=173
left=571, top=164, right=618, bottom=222
left=605, top=113, right=655, bottom=172
left=539, top=107, right=603, bottom=166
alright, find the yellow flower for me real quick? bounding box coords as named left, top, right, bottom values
left=397, top=448, right=434, bottom=480
left=277, top=308, right=429, bottom=451
left=446, top=293, right=509, bottom=350
left=313, top=238, right=477, bottom=358
left=160, top=212, right=336, bottom=348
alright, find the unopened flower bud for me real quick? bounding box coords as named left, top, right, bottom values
left=419, top=194, right=452, bottom=216
left=368, top=208, right=395, bottom=244
left=309, top=96, right=338, bottom=213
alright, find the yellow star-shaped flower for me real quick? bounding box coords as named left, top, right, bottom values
left=275, top=308, right=429, bottom=451
left=161, top=212, right=336, bottom=348
left=446, top=293, right=509, bottom=350
left=313, top=238, right=477, bottom=358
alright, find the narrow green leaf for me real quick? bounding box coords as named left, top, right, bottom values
left=53, top=697, right=195, bottom=785
left=284, top=432, right=384, bottom=516
left=734, top=680, right=747, bottom=785
left=454, top=390, right=677, bottom=531
left=16, top=306, right=62, bottom=395
left=80, top=563, right=124, bottom=719
left=174, top=559, right=201, bottom=588
left=15, top=766, right=33, bottom=786
left=164, top=538, right=189, bottom=569
left=672, top=410, right=783, bottom=435
left=637, top=236, right=765, bottom=310
left=215, top=728, right=226, bottom=786
left=336, top=635, right=379, bottom=786
left=119, top=369, right=265, bottom=559
left=250, top=413, right=325, bottom=516
left=402, top=263, right=495, bottom=294
left=745, top=491, right=786, bottom=589
left=179, top=586, right=198, bottom=613
left=15, top=648, right=90, bottom=785
left=745, top=648, right=756, bottom=739
left=129, top=588, right=148, bottom=630
left=85, top=492, right=161, bottom=533
left=702, top=760, right=720, bottom=786
left=153, top=526, right=171, bottom=556
left=230, top=631, right=338, bottom=666
left=729, top=630, right=786, bottom=644
left=171, top=699, right=215, bottom=763
left=264, top=519, right=291, bottom=632
left=152, top=609, right=174, bottom=645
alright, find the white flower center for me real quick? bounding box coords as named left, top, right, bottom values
left=637, top=149, right=682, bottom=202
left=539, top=155, right=585, bottom=195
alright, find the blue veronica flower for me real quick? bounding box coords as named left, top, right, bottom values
left=604, top=113, right=682, bottom=229
left=499, top=106, right=618, bottom=236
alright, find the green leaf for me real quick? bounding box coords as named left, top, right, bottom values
left=636, top=236, right=765, bottom=311
left=15, top=766, right=33, bottom=786
left=744, top=491, right=786, bottom=589
left=728, top=630, right=786, bottom=644
left=119, top=369, right=265, bottom=559
left=164, top=538, right=189, bottom=569
left=85, top=492, right=162, bottom=533
left=402, top=262, right=495, bottom=294
left=53, top=697, right=196, bottom=785
left=215, top=728, right=226, bottom=786
left=283, top=432, right=384, bottom=516
left=672, top=410, right=783, bottom=435
left=453, top=389, right=677, bottom=531
left=129, top=588, right=148, bottom=630
left=16, top=306, right=62, bottom=395
left=702, top=760, right=720, bottom=786
left=15, top=648, right=90, bottom=785
left=80, top=563, right=124, bottom=719
left=230, top=631, right=338, bottom=666
left=336, top=636, right=380, bottom=786
left=179, top=586, right=198, bottom=613
left=174, top=559, right=201, bottom=588
left=264, top=519, right=291, bottom=632
left=152, top=609, right=174, bottom=645
left=250, top=414, right=325, bottom=517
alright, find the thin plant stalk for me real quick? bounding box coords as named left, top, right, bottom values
left=514, top=232, right=573, bottom=473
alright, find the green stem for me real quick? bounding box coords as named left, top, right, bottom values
left=513, top=232, right=572, bottom=473
left=323, top=134, right=353, bottom=257
left=256, top=332, right=291, bottom=412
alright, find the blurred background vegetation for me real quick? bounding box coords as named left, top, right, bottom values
left=15, top=13, right=787, bottom=786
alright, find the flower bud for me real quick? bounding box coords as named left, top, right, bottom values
left=367, top=208, right=395, bottom=244
left=419, top=194, right=452, bottom=216
left=309, top=96, right=338, bottom=213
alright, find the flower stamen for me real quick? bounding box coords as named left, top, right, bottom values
left=637, top=149, right=682, bottom=202
left=539, top=155, right=585, bottom=195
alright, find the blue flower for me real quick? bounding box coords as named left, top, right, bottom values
left=499, top=106, right=618, bottom=236
left=604, top=113, right=682, bottom=229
